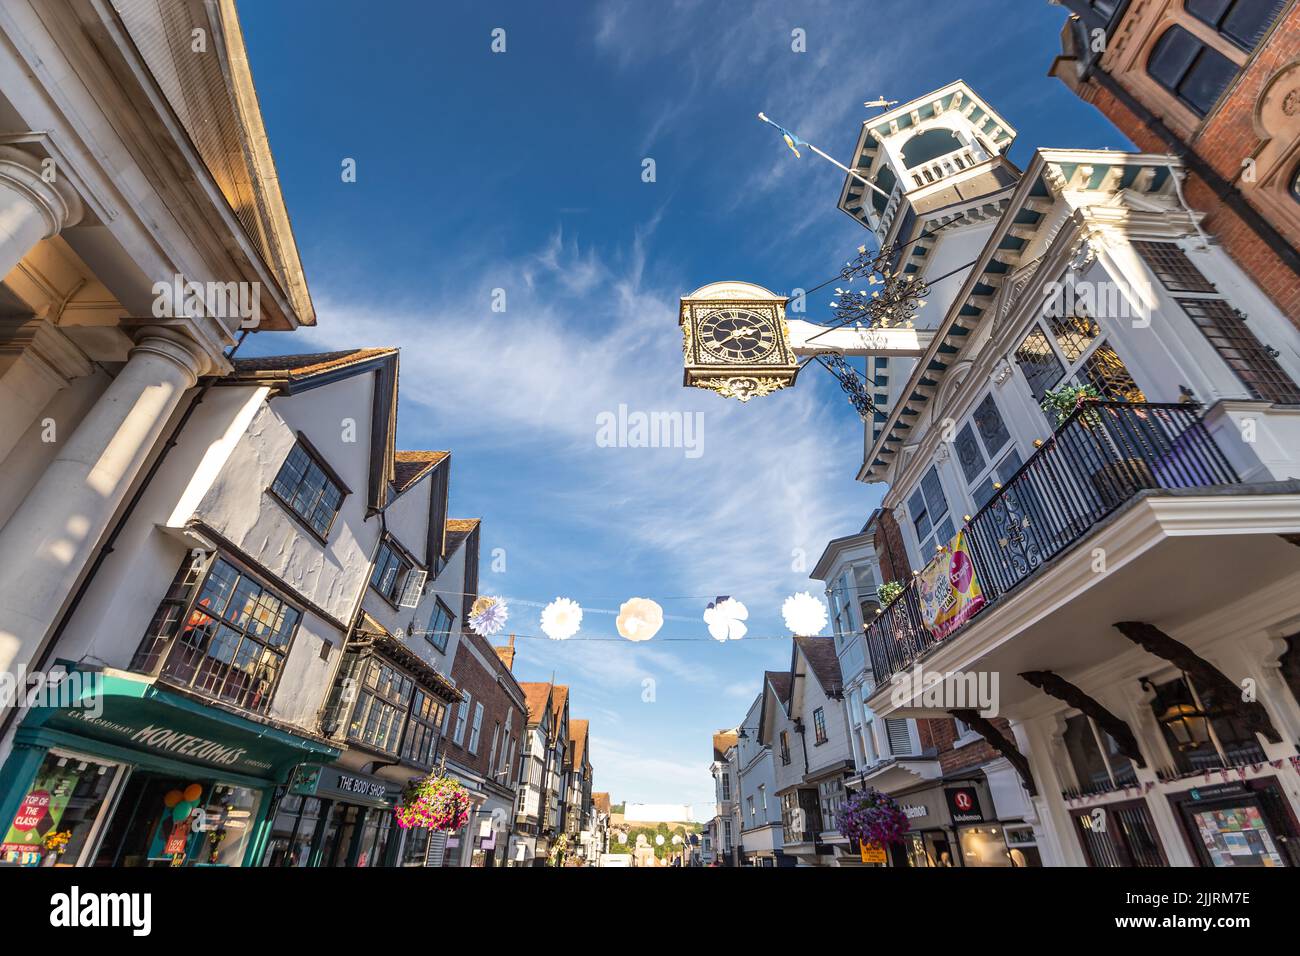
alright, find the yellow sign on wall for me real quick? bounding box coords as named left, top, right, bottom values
left=859, top=841, right=887, bottom=864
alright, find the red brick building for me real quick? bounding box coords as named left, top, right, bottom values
left=1050, top=0, right=1300, bottom=322
left=440, top=625, right=527, bottom=866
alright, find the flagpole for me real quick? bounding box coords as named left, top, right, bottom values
left=756, top=112, right=892, bottom=202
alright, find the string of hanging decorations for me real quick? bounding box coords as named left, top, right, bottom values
left=417, top=591, right=851, bottom=645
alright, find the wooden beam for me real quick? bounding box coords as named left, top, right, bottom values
left=949, top=709, right=1037, bottom=796
left=1020, top=670, right=1146, bottom=768
left=1114, top=621, right=1282, bottom=745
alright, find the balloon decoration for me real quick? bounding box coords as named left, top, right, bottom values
left=164, top=784, right=204, bottom=824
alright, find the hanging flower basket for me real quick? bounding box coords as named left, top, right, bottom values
left=838, top=787, right=910, bottom=850
left=394, top=773, right=471, bottom=831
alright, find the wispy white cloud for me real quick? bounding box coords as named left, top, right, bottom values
left=591, top=733, right=716, bottom=807
left=297, top=230, right=866, bottom=608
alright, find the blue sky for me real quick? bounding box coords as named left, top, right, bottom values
left=238, top=0, right=1130, bottom=812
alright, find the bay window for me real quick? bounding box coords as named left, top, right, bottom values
left=134, top=553, right=300, bottom=716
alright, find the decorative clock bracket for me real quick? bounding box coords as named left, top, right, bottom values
left=680, top=244, right=935, bottom=416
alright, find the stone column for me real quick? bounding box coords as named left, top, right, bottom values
left=0, top=146, right=83, bottom=283
left=0, top=325, right=215, bottom=680
left=0, top=319, right=94, bottom=464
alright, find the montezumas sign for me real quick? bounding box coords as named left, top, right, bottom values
left=18, top=669, right=338, bottom=780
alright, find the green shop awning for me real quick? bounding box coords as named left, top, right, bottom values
left=17, top=667, right=340, bottom=783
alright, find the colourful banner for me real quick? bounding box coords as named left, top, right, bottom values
left=917, top=530, right=986, bottom=639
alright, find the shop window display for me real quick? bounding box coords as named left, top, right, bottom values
left=91, top=772, right=261, bottom=867
left=2, top=752, right=122, bottom=866
left=262, top=795, right=324, bottom=867
left=958, top=825, right=1013, bottom=866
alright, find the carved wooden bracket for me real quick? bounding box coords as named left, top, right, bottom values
left=949, top=709, right=1037, bottom=796
left=1114, top=621, right=1282, bottom=745
left=1020, top=670, right=1146, bottom=768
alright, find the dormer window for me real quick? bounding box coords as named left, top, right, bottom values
left=270, top=437, right=347, bottom=539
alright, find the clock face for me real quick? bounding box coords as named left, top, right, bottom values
left=698, top=308, right=778, bottom=363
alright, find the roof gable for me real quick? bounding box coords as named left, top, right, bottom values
left=226, top=348, right=400, bottom=513
left=794, top=636, right=843, bottom=701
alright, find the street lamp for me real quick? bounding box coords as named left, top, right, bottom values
left=1158, top=702, right=1213, bottom=750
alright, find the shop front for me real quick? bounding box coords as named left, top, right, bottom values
left=0, top=669, right=339, bottom=868
left=877, top=777, right=1037, bottom=868
left=892, top=784, right=960, bottom=868
left=262, top=764, right=401, bottom=867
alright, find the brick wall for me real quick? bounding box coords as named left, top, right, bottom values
left=872, top=509, right=912, bottom=584
left=443, top=629, right=526, bottom=782
left=926, top=715, right=1019, bottom=776
left=1071, top=5, right=1300, bottom=325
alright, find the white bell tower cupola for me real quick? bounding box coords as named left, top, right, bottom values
left=837, top=81, right=1019, bottom=244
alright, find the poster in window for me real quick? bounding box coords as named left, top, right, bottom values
left=2, top=765, right=80, bottom=863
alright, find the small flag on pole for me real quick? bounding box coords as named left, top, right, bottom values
left=755, top=111, right=891, bottom=202
left=757, top=112, right=805, bottom=158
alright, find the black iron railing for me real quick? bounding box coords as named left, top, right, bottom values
left=865, top=402, right=1239, bottom=684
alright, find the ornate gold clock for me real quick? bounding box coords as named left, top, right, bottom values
left=679, top=281, right=799, bottom=402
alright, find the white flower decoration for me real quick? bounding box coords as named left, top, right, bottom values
left=704, top=596, right=748, bottom=642
left=540, top=597, right=582, bottom=641
left=782, top=591, right=828, bottom=635
left=616, top=598, right=663, bottom=642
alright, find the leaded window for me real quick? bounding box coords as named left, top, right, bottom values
left=1078, top=342, right=1147, bottom=402
left=1014, top=327, right=1065, bottom=402
left=402, top=689, right=447, bottom=767
left=271, top=440, right=345, bottom=538
left=1018, top=308, right=1145, bottom=425
left=1047, top=312, right=1101, bottom=363
left=144, top=555, right=300, bottom=715
left=1132, top=240, right=1217, bottom=293
left=349, top=658, right=414, bottom=755
left=371, top=538, right=415, bottom=605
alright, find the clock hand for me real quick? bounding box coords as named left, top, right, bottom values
left=717, top=327, right=757, bottom=345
